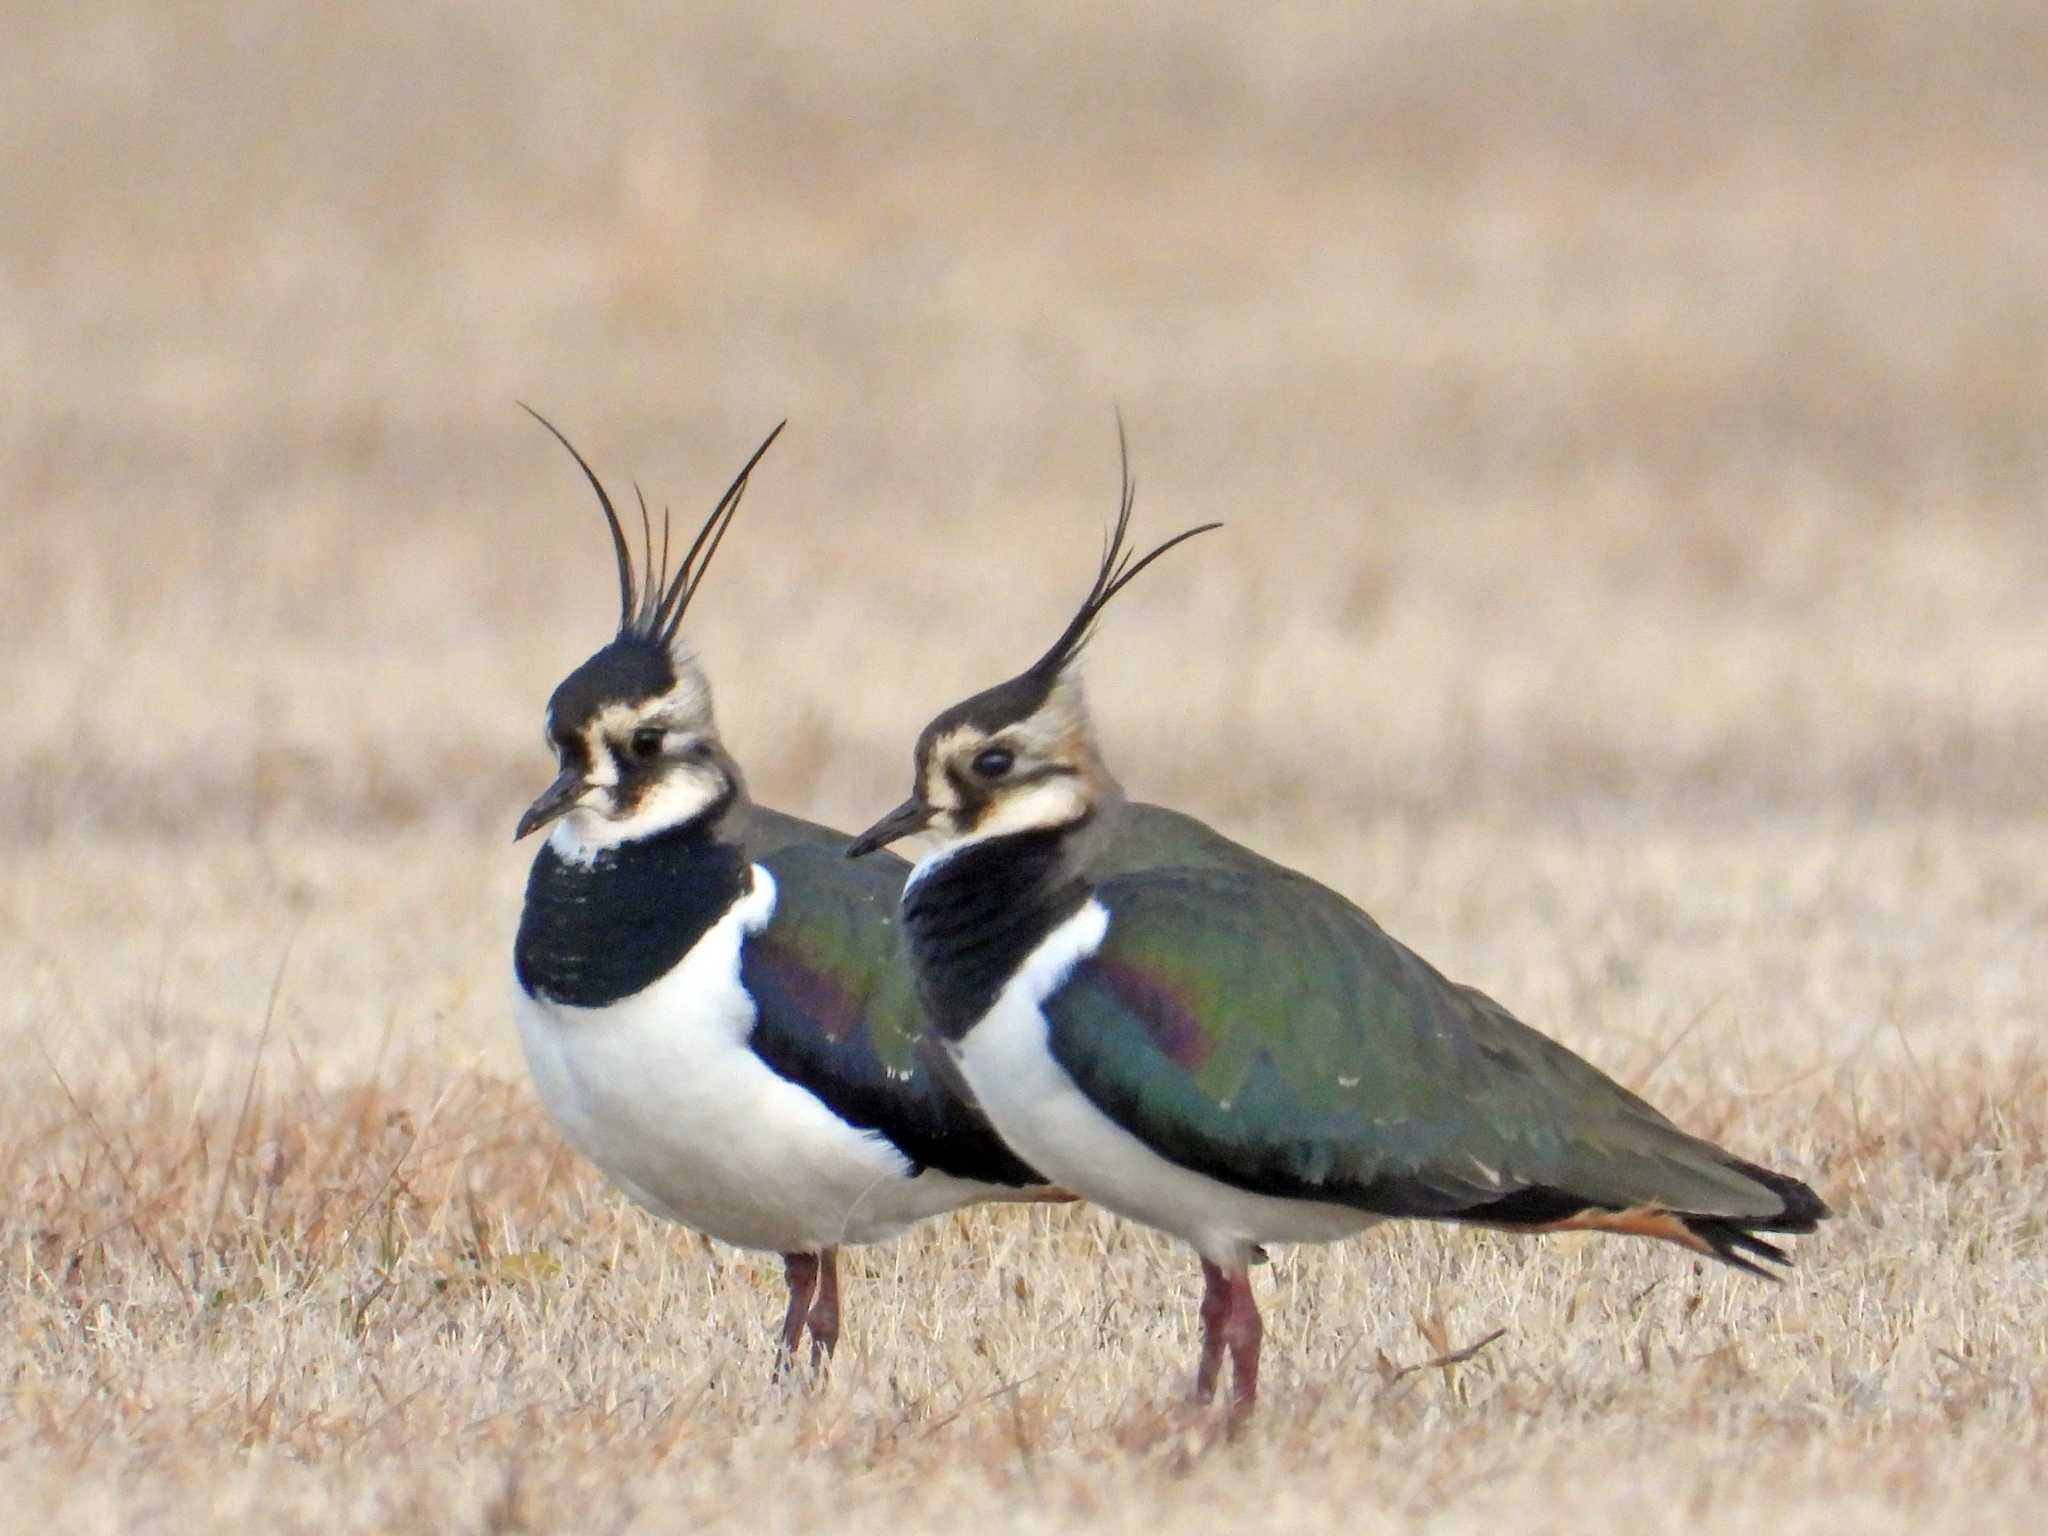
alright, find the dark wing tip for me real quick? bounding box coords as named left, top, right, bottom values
left=1722, top=1156, right=1831, bottom=1232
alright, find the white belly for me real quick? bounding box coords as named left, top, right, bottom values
left=514, top=865, right=993, bottom=1253
left=953, top=899, right=1376, bottom=1268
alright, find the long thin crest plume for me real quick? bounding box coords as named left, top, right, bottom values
left=647, top=419, right=784, bottom=644
left=1027, top=416, right=1222, bottom=680
left=520, top=406, right=786, bottom=646
left=521, top=404, right=637, bottom=628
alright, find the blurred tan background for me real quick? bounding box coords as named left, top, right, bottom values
left=1, top=4, right=2044, bottom=1529
left=5, top=2, right=2042, bottom=1062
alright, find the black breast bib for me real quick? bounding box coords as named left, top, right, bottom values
left=515, top=826, right=752, bottom=1007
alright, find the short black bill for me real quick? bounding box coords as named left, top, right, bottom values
left=845, top=797, right=932, bottom=859
left=516, top=768, right=587, bottom=840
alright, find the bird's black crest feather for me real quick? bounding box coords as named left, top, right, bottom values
left=1024, top=414, right=1222, bottom=685
left=922, top=417, right=1222, bottom=742
left=520, top=405, right=786, bottom=648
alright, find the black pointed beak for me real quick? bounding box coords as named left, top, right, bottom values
left=515, top=768, right=587, bottom=841
left=845, top=797, right=932, bottom=859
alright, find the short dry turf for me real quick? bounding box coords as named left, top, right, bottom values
left=2, top=4, right=2044, bottom=1531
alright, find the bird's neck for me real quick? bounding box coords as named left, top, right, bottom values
left=899, top=819, right=1095, bottom=1041
left=516, top=815, right=753, bottom=1009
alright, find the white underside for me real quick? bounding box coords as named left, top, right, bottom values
left=952, top=897, right=1378, bottom=1268
left=515, top=864, right=998, bottom=1253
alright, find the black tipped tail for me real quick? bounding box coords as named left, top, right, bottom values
left=1461, top=1155, right=1831, bottom=1281
left=1681, top=1159, right=1831, bottom=1279
left=1682, top=1218, right=1794, bottom=1278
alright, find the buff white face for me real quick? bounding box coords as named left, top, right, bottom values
left=516, top=636, right=740, bottom=853
left=847, top=668, right=1108, bottom=856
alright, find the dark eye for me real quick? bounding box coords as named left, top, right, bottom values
left=629, top=727, right=665, bottom=760
left=972, top=746, right=1015, bottom=779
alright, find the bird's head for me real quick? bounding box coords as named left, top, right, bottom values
left=848, top=423, right=1217, bottom=860
left=515, top=410, right=784, bottom=854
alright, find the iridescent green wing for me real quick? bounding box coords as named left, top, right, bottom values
left=1045, top=865, right=1793, bottom=1223
left=738, top=827, right=1039, bottom=1187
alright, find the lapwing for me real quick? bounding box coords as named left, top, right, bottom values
left=848, top=432, right=1830, bottom=1413
left=511, top=411, right=1055, bottom=1375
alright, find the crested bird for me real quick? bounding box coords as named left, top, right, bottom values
left=847, top=429, right=1830, bottom=1413
left=511, top=410, right=1057, bottom=1376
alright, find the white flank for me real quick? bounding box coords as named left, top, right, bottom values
left=955, top=898, right=1377, bottom=1268
left=515, top=865, right=994, bottom=1252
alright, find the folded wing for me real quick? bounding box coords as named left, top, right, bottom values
left=1045, top=865, right=1826, bottom=1272
left=741, top=836, right=1043, bottom=1189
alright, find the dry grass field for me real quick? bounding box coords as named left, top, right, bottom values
left=4, top=3, right=2045, bottom=1529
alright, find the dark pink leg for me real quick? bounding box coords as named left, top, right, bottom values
left=776, top=1251, right=821, bottom=1379
left=805, top=1246, right=841, bottom=1368
left=1192, top=1259, right=1233, bottom=1404
left=1220, top=1267, right=1263, bottom=1414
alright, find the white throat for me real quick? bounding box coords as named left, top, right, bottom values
left=548, top=773, right=727, bottom=866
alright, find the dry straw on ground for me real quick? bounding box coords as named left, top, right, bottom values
left=4, top=3, right=2044, bottom=1531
